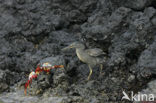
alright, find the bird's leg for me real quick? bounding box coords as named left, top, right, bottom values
left=87, top=65, right=93, bottom=80
left=100, top=64, right=103, bottom=74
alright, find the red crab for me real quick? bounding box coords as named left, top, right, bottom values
left=35, top=63, right=64, bottom=74
left=24, top=62, right=64, bottom=95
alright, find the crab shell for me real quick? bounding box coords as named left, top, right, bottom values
left=42, top=62, right=52, bottom=68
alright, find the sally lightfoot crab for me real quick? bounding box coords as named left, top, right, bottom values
left=24, top=62, right=64, bottom=95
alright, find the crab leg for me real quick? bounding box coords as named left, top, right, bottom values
left=24, top=80, right=30, bottom=95
left=24, top=73, right=38, bottom=95
left=51, top=65, right=64, bottom=69
left=35, top=66, right=43, bottom=75
left=43, top=65, right=64, bottom=73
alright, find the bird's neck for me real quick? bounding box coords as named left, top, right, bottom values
left=76, top=48, right=85, bottom=62
left=76, top=48, right=84, bottom=57
left=76, top=48, right=84, bottom=51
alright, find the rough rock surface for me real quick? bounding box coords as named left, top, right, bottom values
left=0, top=0, right=156, bottom=103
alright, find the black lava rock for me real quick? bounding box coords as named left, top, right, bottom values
left=0, top=0, right=156, bottom=102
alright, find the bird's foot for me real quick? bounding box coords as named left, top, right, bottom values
left=85, top=79, right=88, bottom=82
left=98, top=72, right=105, bottom=80
left=87, top=78, right=90, bottom=81
left=85, top=78, right=90, bottom=82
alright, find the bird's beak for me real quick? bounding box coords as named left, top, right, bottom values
left=61, top=45, right=73, bottom=51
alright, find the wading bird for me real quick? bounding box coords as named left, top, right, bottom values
left=62, top=42, right=106, bottom=80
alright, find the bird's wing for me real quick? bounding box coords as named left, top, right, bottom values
left=85, top=48, right=106, bottom=57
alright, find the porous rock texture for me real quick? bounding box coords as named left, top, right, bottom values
left=0, top=0, right=156, bottom=103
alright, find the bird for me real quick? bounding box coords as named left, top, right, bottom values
left=62, top=42, right=106, bottom=80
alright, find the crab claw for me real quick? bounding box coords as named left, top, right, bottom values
left=36, top=71, right=40, bottom=75
left=35, top=66, right=43, bottom=75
